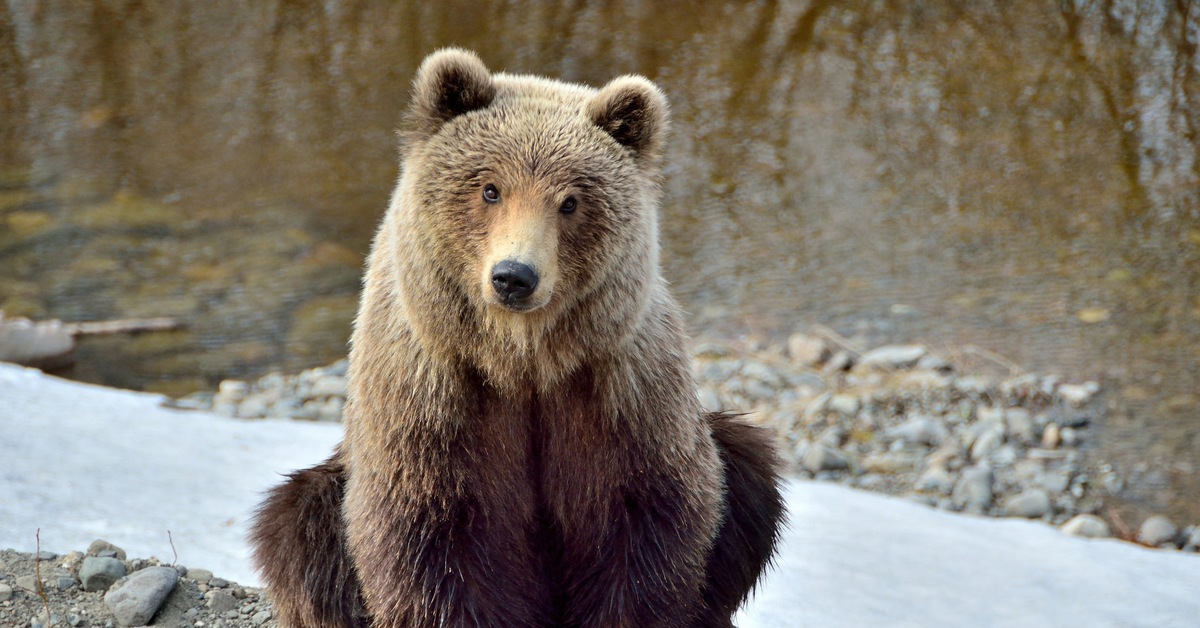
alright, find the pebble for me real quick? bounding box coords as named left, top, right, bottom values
left=87, top=540, right=128, bottom=561
left=1057, top=382, right=1099, bottom=406
left=801, top=446, right=850, bottom=473
left=80, top=556, right=127, bottom=592
left=828, top=394, right=860, bottom=417
left=969, top=426, right=1004, bottom=461
left=1182, top=527, right=1200, bottom=552
left=823, top=350, right=854, bottom=372
left=37, top=551, right=57, bottom=561
left=1059, top=514, right=1111, bottom=538
left=952, top=465, right=994, bottom=513
left=205, top=589, right=238, bottom=613
left=104, top=566, right=181, bottom=627
left=1041, top=423, right=1061, bottom=449
left=786, top=333, right=830, bottom=366
left=914, top=466, right=956, bottom=495
left=0, top=583, right=12, bottom=601
left=856, top=344, right=927, bottom=370
left=916, top=353, right=952, bottom=372
left=1137, top=515, right=1178, bottom=547
left=1060, top=426, right=1080, bottom=447
left=1003, top=408, right=1036, bottom=443
left=883, top=416, right=948, bottom=447
left=187, top=568, right=214, bottom=583
left=1002, top=489, right=1052, bottom=518
left=252, top=610, right=273, bottom=625
left=16, top=575, right=37, bottom=592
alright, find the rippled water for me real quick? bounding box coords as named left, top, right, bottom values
left=1, top=1, right=1197, bottom=521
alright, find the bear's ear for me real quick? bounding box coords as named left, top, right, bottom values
left=407, top=48, right=496, bottom=140
left=586, top=76, right=670, bottom=163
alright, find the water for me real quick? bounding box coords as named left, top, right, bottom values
left=1, top=1, right=1197, bottom=522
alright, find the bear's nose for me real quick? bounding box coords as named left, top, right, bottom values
left=491, top=260, right=539, bottom=303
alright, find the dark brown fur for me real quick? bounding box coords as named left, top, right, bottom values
left=250, top=48, right=784, bottom=627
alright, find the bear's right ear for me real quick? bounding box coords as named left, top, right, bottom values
left=406, top=48, right=496, bottom=140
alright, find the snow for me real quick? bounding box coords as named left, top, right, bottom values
left=2, top=362, right=1197, bottom=625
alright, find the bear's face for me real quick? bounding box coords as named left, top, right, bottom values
left=389, top=49, right=670, bottom=376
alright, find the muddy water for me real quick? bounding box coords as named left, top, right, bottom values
left=1, top=1, right=1197, bottom=522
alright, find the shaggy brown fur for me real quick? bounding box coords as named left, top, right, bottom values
left=251, top=48, right=784, bottom=628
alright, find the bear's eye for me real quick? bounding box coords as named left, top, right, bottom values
left=482, top=184, right=501, bottom=204
left=560, top=196, right=577, bottom=214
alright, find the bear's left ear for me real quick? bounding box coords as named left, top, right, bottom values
left=406, top=48, right=496, bottom=141
left=586, top=76, right=670, bottom=163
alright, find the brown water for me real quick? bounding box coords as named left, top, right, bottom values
left=1, top=1, right=1197, bottom=523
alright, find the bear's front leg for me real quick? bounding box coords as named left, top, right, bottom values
left=556, top=463, right=721, bottom=628
left=343, top=383, right=552, bottom=627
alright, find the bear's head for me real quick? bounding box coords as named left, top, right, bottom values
left=383, top=48, right=672, bottom=387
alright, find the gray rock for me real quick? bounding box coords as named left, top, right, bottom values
left=1137, top=515, right=1178, bottom=547
left=1002, top=489, right=1052, bottom=518
left=187, top=568, right=214, bottom=583
left=970, top=426, right=1004, bottom=461
left=236, top=394, right=271, bottom=418
left=916, top=353, right=952, bottom=372
left=1057, top=382, right=1099, bottom=406
left=0, top=583, right=12, bottom=601
left=883, top=416, right=948, bottom=446
left=698, top=387, right=722, bottom=412
left=252, top=609, right=273, bottom=625
left=952, top=465, right=994, bottom=512
left=1182, top=527, right=1200, bottom=552
left=80, top=556, right=126, bottom=592
left=914, top=466, right=955, bottom=495
left=104, top=566, right=180, bottom=627
left=1003, top=408, right=1036, bottom=443
left=786, top=333, right=830, bottom=366
left=16, top=575, right=37, bottom=592
left=206, top=589, right=238, bottom=613
left=1060, top=426, right=1080, bottom=447
left=1035, top=470, right=1071, bottom=494
left=56, top=576, right=75, bottom=591
left=1059, top=514, right=1111, bottom=538
left=308, top=374, right=348, bottom=398
left=37, top=550, right=57, bottom=560
left=823, top=350, right=854, bottom=372
left=210, top=577, right=229, bottom=588
left=801, top=446, right=850, bottom=473
left=857, top=345, right=927, bottom=370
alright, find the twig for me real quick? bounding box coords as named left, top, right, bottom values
left=35, top=528, right=53, bottom=626
left=62, top=317, right=182, bottom=336
left=1104, top=506, right=1133, bottom=542
left=167, top=530, right=178, bottom=567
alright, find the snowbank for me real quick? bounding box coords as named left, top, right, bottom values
left=2, top=363, right=1196, bottom=625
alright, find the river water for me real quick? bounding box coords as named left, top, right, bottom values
left=1, top=1, right=1197, bottom=522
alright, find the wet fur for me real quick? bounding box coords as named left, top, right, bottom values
left=251, top=48, right=784, bottom=627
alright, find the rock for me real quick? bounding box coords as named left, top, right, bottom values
left=0, top=583, right=12, bottom=601
left=969, top=426, right=1004, bottom=461
left=187, top=567, right=214, bottom=582
left=79, top=556, right=126, bottom=592
left=952, top=465, right=994, bottom=513
left=1003, top=408, right=1035, bottom=443
left=916, top=353, right=952, bottom=372
left=863, top=452, right=920, bottom=474
left=787, top=333, right=829, bottom=366
left=1058, top=382, right=1100, bottom=406
left=206, top=589, right=238, bottom=613
left=828, top=394, right=861, bottom=417
left=104, top=566, right=180, bottom=627
left=308, top=374, right=348, bottom=398
left=1182, top=527, right=1200, bottom=552
left=1137, top=515, right=1178, bottom=547
left=16, top=574, right=38, bottom=592
left=252, top=609, right=273, bottom=625
left=36, top=550, right=57, bottom=560
left=823, top=350, right=854, bottom=372
left=883, top=416, right=948, bottom=446
left=86, top=540, right=127, bottom=559
left=1060, top=426, right=1080, bottom=447
left=236, top=394, right=271, bottom=418
left=1041, top=423, right=1061, bottom=449
left=801, top=446, right=850, bottom=473
left=954, top=376, right=994, bottom=397
left=1002, top=489, right=1052, bottom=518
left=56, top=576, right=75, bottom=591
left=698, top=387, right=722, bottom=411
left=1060, top=514, right=1111, bottom=538
left=857, top=344, right=927, bottom=370
left=914, top=466, right=955, bottom=495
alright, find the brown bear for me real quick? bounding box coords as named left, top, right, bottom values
left=250, top=48, right=784, bottom=628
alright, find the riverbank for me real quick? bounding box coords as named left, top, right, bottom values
left=174, top=329, right=1199, bottom=549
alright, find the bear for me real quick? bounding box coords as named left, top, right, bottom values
left=250, top=48, right=785, bottom=628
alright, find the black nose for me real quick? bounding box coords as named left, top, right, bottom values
left=491, top=260, right=539, bottom=302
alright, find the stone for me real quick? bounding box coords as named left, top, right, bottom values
left=0, top=583, right=12, bottom=601
left=883, top=416, right=948, bottom=446
left=187, top=568, right=214, bottom=583
left=863, top=452, right=920, bottom=474
left=210, top=577, right=229, bottom=588
left=1002, top=489, right=1052, bottom=518
left=1137, top=515, right=1178, bottom=547
left=914, top=466, right=955, bottom=495
left=308, top=374, right=348, bottom=398
left=56, top=576, right=75, bottom=591
left=1004, top=408, right=1035, bottom=443
left=104, top=566, right=180, bottom=627
left=823, top=350, right=854, bottom=372
left=36, top=550, right=57, bottom=560
left=857, top=344, right=927, bottom=370
left=801, top=446, right=850, bottom=473
left=1060, top=514, right=1111, bottom=539
left=828, top=394, right=861, bottom=417
left=1060, top=426, right=1080, bottom=447
left=698, top=387, right=722, bottom=412
left=1058, top=382, right=1099, bottom=406
left=79, top=556, right=126, bottom=592
left=952, top=465, right=994, bottom=513
left=1041, top=423, right=1061, bottom=449
left=16, top=574, right=38, bottom=592
left=252, top=610, right=273, bottom=625
left=916, top=353, right=952, bottom=372
left=787, top=333, right=830, bottom=366
left=954, top=376, right=994, bottom=397
left=206, top=589, right=238, bottom=613
left=1182, top=527, right=1200, bottom=552
left=970, top=426, right=1004, bottom=461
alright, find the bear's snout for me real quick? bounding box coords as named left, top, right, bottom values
left=491, top=260, right=540, bottom=307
